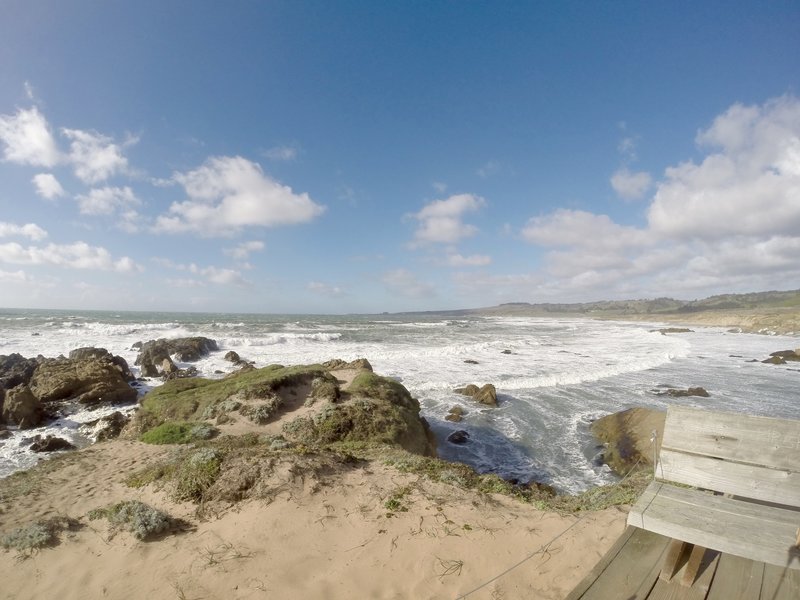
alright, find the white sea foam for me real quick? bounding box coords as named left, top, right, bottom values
left=2, top=311, right=798, bottom=491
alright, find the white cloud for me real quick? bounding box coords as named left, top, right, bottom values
left=0, top=107, right=60, bottom=167
left=411, top=193, right=486, bottom=246
left=224, top=240, right=265, bottom=260
left=32, top=173, right=65, bottom=200
left=441, top=253, right=492, bottom=267
left=648, top=95, right=800, bottom=239
left=263, top=145, right=298, bottom=161
left=154, top=156, right=325, bottom=236
left=610, top=168, right=652, bottom=200
left=62, top=128, right=131, bottom=184
left=518, top=96, right=800, bottom=301
left=308, top=281, right=346, bottom=297
left=0, top=222, right=48, bottom=241
left=0, top=241, right=140, bottom=272
left=522, top=209, right=651, bottom=250
left=77, top=185, right=141, bottom=215
left=382, top=268, right=436, bottom=298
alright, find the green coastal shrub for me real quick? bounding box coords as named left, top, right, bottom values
left=173, top=448, right=223, bottom=502
left=140, top=421, right=216, bottom=444
left=88, top=500, right=172, bottom=540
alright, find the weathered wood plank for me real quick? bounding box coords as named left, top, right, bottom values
left=705, top=554, right=763, bottom=600
left=648, top=549, right=718, bottom=600
left=660, top=406, right=800, bottom=473
left=659, top=539, right=691, bottom=582
left=577, top=528, right=667, bottom=600
left=658, top=448, right=800, bottom=506
left=761, top=561, right=800, bottom=600
left=628, top=482, right=800, bottom=569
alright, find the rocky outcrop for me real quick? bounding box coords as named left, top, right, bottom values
left=90, top=411, right=130, bottom=442
left=591, top=407, right=665, bottom=476
left=224, top=351, right=241, bottom=363
left=29, top=356, right=137, bottom=405
left=2, top=385, right=45, bottom=428
left=322, top=358, right=373, bottom=372
left=445, top=405, right=465, bottom=422
left=69, top=348, right=134, bottom=382
left=0, top=353, right=39, bottom=390
left=763, top=349, right=800, bottom=364
left=654, top=386, right=710, bottom=398
left=455, top=383, right=497, bottom=406
left=650, top=328, right=694, bottom=335
left=447, top=430, right=470, bottom=444
left=134, top=337, right=218, bottom=377
left=29, top=435, right=76, bottom=452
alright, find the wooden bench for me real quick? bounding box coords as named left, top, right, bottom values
left=627, top=405, right=800, bottom=585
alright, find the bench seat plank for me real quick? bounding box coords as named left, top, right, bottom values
left=661, top=407, right=800, bottom=473
left=658, top=448, right=800, bottom=506
left=628, top=482, right=800, bottom=570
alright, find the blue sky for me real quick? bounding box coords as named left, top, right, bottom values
left=1, top=1, right=799, bottom=313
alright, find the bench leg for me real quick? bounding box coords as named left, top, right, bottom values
left=681, top=544, right=708, bottom=587
left=660, top=539, right=691, bottom=582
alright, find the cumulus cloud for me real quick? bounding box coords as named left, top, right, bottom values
left=382, top=268, right=436, bottom=298
left=648, top=95, right=800, bottom=238
left=308, top=281, right=346, bottom=297
left=0, top=241, right=139, bottom=272
left=0, top=222, right=48, bottom=241
left=610, top=168, right=652, bottom=200
left=518, top=95, right=800, bottom=301
left=0, top=107, right=60, bottom=167
left=223, top=240, right=265, bottom=260
left=76, top=186, right=143, bottom=232
left=410, top=193, right=485, bottom=246
left=62, top=128, right=131, bottom=184
left=522, top=209, right=651, bottom=250
left=32, top=173, right=65, bottom=200
left=154, top=156, right=325, bottom=236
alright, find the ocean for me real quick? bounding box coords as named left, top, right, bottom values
left=1, top=308, right=798, bottom=493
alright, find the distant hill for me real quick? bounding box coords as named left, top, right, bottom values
left=460, top=289, right=800, bottom=317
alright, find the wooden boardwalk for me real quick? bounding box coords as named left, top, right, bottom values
left=566, top=527, right=800, bottom=600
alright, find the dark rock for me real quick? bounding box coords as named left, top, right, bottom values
left=650, top=328, right=694, bottom=335
left=30, top=356, right=137, bottom=405
left=2, top=385, right=45, bottom=428
left=768, top=349, right=800, bottom=362
left=762, top=356, right=786, bottom=365
left=501, top=350, right=513, bottom=355
left=0, top=353, right=39, bottom=390
left=135, top=337, right=218, bottom=377
left=464, top=359, right=479, bottom=364
left=0, top=429, right=11, bottom=439
left=655, top=386, right=710, bottom=398
left=95, top=411, right=129, bottom=441
left=224, top=351, right=241, bottom=363
left=30, top=435, right=76, bottom=452
left=69, top=347, right=111, bottom=361
left=447, top=430, right=470, bottom=444
left=322, top=358, right=373, bottom=372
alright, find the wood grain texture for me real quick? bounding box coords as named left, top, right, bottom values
left=628, top=482, right=800, bottom=569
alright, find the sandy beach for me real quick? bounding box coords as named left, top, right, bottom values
left=0, top=362, right=631, bottom=600
left=0, top=439, right=626, bottom=599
